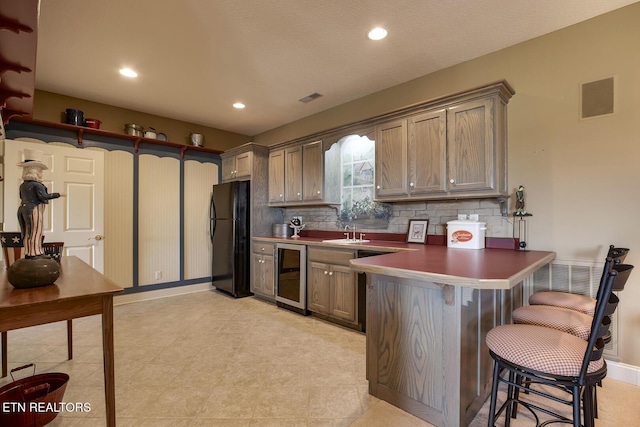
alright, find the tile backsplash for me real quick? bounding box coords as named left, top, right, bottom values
left=282, top=199, right=513, bottom=238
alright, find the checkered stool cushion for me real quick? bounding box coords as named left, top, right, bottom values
left=513, top=305, right=593, bottom=340
left=529, top=291, right=596, bottom=316
left=486, top=324, right=605, bottom=377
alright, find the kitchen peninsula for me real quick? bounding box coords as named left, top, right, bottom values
left=253, top=235, right=554, bottom=426
left=351, top=245, right=555, bottom=427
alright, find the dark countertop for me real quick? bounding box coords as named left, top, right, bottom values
left=252, top=236, right=556, bottom=290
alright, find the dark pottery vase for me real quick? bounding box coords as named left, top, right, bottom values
left=7, top=257, right=61, bottom=289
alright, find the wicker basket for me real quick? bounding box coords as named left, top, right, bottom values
left=0, top=364, right=69, bottom=427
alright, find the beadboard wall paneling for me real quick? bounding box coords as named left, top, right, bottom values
left=184, top=160, right=218, bottom=279
left=139, top=154, right=180, bottom=285
left=103, top=149, right=134, bottom=288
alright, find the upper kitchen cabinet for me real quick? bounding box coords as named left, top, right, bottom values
left=221, top=146, right=254, bottom=182
left=374, top=81, right=513, bottom=202
left=220, top=142, right=280, bottom=237
left=268, top=149, right=285, bottom=203
left=268, top=139, right=340, bottom=206
left=374, top=119, right=407, bottom=198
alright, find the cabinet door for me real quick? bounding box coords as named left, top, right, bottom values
left=285, top=146, right=303, bottom=202
left=234, top=152, right=253, bottom=179
left=262, top=253, right=275, bottom=297
left=330, top=264, right=357, bottom=322
left=268, top=149, right=285, bottom=203
left=447, top=98, right=495, bottom=193
left=302, top=140, right=323, bottom=201
left=408, top=110, right=447, bottom=196
left=308, top=261, right=330, bottom=314
left=251, top=252, right=264, bottom=294
left=221, top=156, right=236, bottom=182
left=375, top=119, right=408, bottom=199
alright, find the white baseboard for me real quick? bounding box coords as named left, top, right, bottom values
left=606, top=360, right=640, bottom=386
left=114, top=282, right=212, bottom=306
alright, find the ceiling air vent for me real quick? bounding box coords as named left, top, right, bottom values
left=298, top=93, right=323, bottom=103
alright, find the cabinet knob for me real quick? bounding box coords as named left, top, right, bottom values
left=376, top=185, right=381, bottom=190
left=317, top=190, right=321, bottom=194
left=329, top=271, right=333, bottom=276
left=409, top=182, right=414, bottom=187
left=279, top=194, right=283, bottom=198
left=297, top=192, right=301, bottom=196
left=449, top=178, right=455, bottom=184
left=261, top=247, right=265, bottom=251
left=324, top=271, right=328, bottom=275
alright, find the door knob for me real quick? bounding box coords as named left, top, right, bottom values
left=89, top=235, right=105, bottom=241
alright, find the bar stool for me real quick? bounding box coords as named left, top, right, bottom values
left=512, top=257, right=633, bottom=420
left=513, top=261, right=633, bottom=340
left=0, top=232, right=73, bottom=378
left=486, top=263, right=629, bottom=427
left=528, top=245, right=628, bottom=315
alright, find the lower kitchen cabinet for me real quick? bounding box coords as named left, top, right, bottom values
left=251, top=242, right=275, bottom=299
left=307, top=247, right=359, bottom=326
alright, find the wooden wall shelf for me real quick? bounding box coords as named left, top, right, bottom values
left=7, top=117, right=224, bottom=157
left=0, top=0, right=38, bottom=123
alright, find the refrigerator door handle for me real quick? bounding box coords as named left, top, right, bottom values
left=209, top=192, right=216, bottom=239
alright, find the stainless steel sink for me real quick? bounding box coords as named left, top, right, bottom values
left=321, top=238, right=370, bottom=244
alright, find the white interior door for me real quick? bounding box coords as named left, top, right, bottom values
left=3, top=139, right=105, bottom=272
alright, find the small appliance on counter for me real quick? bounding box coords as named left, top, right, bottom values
left=272, top=223, right=293, bottom=237
left=447, top=214, right=486, bottom=249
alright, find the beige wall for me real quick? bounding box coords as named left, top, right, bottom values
left=254, top=4, right=640, bottom=365
left=33, top=90, right=251, bottom=152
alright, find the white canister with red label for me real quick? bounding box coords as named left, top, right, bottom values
left=447, top=219, right=486, bottom=249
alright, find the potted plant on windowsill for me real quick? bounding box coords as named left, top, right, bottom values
left=336, top=197, right=391, bottom=229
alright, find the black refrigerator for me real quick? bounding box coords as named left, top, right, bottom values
left=209, top=180, right=252, bottom=298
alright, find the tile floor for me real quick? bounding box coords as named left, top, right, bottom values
left=1, top=290, right=639, bottom=426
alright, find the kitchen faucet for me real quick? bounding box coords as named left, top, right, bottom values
left=344, top=225, right=357, bottom=241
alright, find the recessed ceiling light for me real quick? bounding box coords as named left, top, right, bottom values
left=368, top=27, right=388, bottom=41
left=233, top=102, right=246, bottom=109
left=119, top=68, right=138, bottom=78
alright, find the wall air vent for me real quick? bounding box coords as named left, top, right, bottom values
left=298, top=93, right=323, bottom=103
left=581, top=77, right=615, bottom=119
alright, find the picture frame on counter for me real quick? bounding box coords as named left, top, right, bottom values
left=407, top=219, right=429, bottom=244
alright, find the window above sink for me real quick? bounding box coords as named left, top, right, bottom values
left=329, top=134, right=391, bottom=230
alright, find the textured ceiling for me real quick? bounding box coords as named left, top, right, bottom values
left=35, top=0, right=637, bottom=136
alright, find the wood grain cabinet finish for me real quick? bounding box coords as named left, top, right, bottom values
left=307, top=248, right=357, bottom=324
left=374, top=82, right=512, bottom=202
left=268, top=149, right=285, bottom=203
left=269, top=140, right=337, bottom=206
left=220, top=143, right=281, bottom=238
left=302, top=140, right=324, bottom=202
left=447, top=98, right=498, bottom=194
left=408, top=109, right=448, bottom=196
left=251, top=242, right=275, bottom=299
left=221, top=151, right=253, bottom=182
left=285, top=146, right=303, bottom=202
left=366, top=274, right=523, bottom=426
left=375, top=119, right=408, bottom=198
